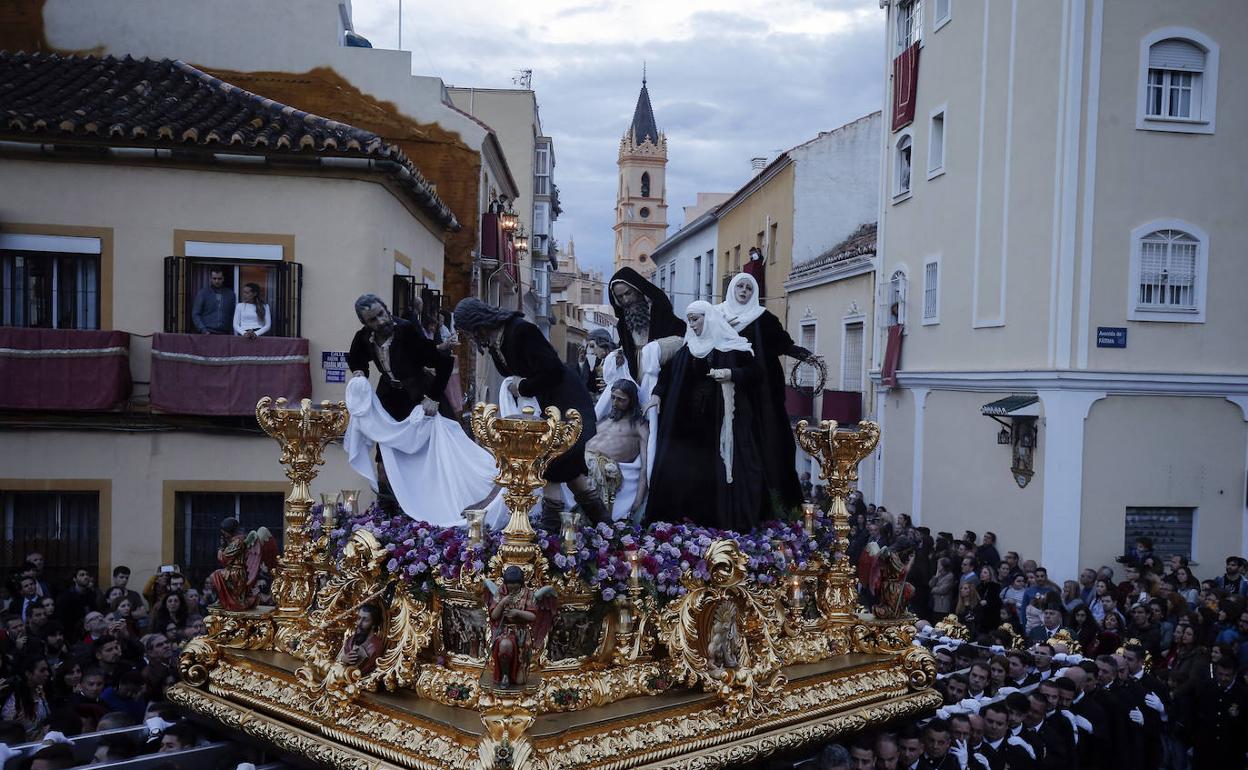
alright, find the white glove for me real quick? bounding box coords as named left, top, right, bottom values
left=989, top=644, right=1005, bottom=654
left=41, top=732, right=72, bottom=746
left=997, top=686, right=1018, bottom=696
left=0, top=745, right=21, bottom=764
left=1007, top=736, right=1036, bottom=759
left=972, top=753, right=989, bottom=770
left=1055, top=667, right=1069, bottom=679
left=1129, top=707, right=1144, bottom=725
left=913, top=639, right=925, bottom=647
left=1073, top=713, right=1093, bottom=732
left=937, top=707, right=952, bottom=720
left=1053, top=653, right=1069, bottom=663
left=960, top=698, right=982, bottom=712
left=1060, top=710, right=1080, bottom=744
left=1144, top=692, right=1166, bottom=715
left=1067, top=654, right=1084, bottom=664
left=950, top=738, right=969, bottom=770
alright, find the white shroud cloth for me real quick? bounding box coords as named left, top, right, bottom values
left=343, top=376, right=514, bottom=527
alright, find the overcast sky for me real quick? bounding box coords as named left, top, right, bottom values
left=353, top=0, right=885, bottom=277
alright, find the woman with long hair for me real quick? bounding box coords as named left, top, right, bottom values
left=976, top=565, right=1002, bottom=634
left=987, top=654, right=1009, bottom=694
left=1164, top=622, right=1208, bottom=700
left=955, top=580, right=980, bottom=631
left=929, top=557, right=956, bottom=618
left=1090, top=579, right=1111, bottom=623
left=151, top=591, right=188, bottom=636
left=1, top=654, right=51, bottom=739
left=1172, top=565, right=1200, bottom=607
left=1068, top=602, right=1100, bottom=655
left=1096, top=610, right=1123, bottom=656
left=233, top=282, right=271, bottom=338
left=47, top=659, right=82, bottom=703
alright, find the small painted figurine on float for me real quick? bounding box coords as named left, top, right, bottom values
left=484, top=566, right=557, bottom=688
left=338, top=604, right=384, bottom=674
left=858, top=534, right=916, bottom=619
left=208, top=517, right=278, bottom=611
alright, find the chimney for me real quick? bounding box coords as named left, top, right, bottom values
left=750, top=157, right=767, bottom=171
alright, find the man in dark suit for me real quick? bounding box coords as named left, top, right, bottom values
left=348, top=293, right=449, bottom=421
left=1185, top=656, right=1248, bottom=768
left=1123, top=643, right=1169, bottom=770
left=1059, top=671, right=1109, bottom=770
left=978, top=702, right=1037, bottom=770
left=915, top=719, right=960, bottom=770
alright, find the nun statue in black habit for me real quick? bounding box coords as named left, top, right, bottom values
left=452, top=298, right=610, bottom=528
left=607, top=267, right=687, bottom=381
left=645, top=301, right=766, bottom=533
left=718, top=273, right=813, bottom=513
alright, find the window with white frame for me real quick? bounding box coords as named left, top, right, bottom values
left=888, top=269, right=907, bottom=328
left=534, top=145, right=550, bottom=195
left=842, top=322, right=864, bottom=392
left=922, top=259, right=939, bottom=323
left=928, top=110, right=945, bottom=176
left=533, top=204, right=549, bottom=237
left=798, top=322, right=817, bottom=388
left=894, top=134, right=913, bottom=198
left=896, top=0, right=922, bottom=53
left=1137, top=29, right=1218, bottom=134
left=658, top=265, right=667, bottom=295
left=934, top=0, right=950, bottom=29
left=1130, top=223, right=1206, bottom=322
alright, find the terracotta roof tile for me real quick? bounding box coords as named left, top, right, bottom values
left=787, top=223, right=877, bottom=282
left=0, top=51, right=458, bottom=230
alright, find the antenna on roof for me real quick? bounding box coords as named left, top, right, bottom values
left=513, top=69, right=533, bottom=89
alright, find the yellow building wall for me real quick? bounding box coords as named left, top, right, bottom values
left=715, top=163, right=795, bottom=326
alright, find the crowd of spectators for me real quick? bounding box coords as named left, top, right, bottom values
left=0, top=555, right=269, bottom=769
left=799, top=500, right=1248, bottom=770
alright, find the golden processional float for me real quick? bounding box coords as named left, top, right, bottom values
left=170, top=397, right=939, bottom=770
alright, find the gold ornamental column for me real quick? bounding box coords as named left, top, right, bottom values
left=795, top=420, right=879, bottom=623
left=256, top=396, right=349, bottom=655
left=470, top=403, right=581, bottom=573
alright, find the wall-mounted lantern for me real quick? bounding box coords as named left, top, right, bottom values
left=981, top=395, right=1039, bottom=488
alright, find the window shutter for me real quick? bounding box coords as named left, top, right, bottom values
left=1149, top=39, right=1205, bottom=71
left=843, top=323, right=864, bottom=392
left=163, top=256, right=191, bottom=333
left=1124, top=507, right=1194, bottom=561
left=276, top=261, right=303, bottom=337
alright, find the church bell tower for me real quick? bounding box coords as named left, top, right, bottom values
left=613, top=72, right=668, bottom=276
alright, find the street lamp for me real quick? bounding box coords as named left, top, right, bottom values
left=513, top=225, right=529, bottom=254
left=499, top=197, right=519, bottom=232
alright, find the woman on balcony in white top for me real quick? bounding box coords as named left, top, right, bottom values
left=233, top=282, right=271, bottom=338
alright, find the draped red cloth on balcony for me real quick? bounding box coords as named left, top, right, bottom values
left=480, top=212, right=502, bottom=260
left=820, top=390, right=863, bottom=425
left=150, top=333, right=311, bottom=416
left=783, top=385, right=812, bottom=420
left=881, top=325, right=904, bottom=388
left=0, top=328, right=132, bottom=410
left=892, top=42, right=921, bottom=131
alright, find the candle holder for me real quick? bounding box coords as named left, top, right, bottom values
left=560, top=510, right=580, bottom=556
left=465, top=509, right=486, bottom=549
left=802, top=502, right=817, bottom=537
left=340, top=489, right=360, bottom=516
left=787, top=575, right=806, bottom=609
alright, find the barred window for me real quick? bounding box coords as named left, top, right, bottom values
left=1138, top=230, right=1198, bottom=311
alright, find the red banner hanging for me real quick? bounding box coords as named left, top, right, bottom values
left=150, top=333, right=311, bottom=416
left=0, top=328, right=132, bottom=410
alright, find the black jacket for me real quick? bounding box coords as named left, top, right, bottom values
left=348, top=319, right=448, bottom=421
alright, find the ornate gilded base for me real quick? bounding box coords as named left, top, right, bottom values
left=169, top=647, right=939, bottom=770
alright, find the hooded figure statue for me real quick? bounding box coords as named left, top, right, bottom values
left=607, top=267, right=686, bottom=381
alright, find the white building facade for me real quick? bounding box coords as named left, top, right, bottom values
left=874, top=0, right=1248, bottom=578
left=649, top=210, right=721, bottom=317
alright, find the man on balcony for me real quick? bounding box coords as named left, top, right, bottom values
left=191, top=268, right=237, bottom=334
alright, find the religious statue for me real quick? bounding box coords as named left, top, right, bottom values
left=858, top=535, right=916, bottom=620
left=718, top=273, right=815, bottom=514
left=483, top=566, right=557, bottom=688
left=646, top=301, right=766, bottom=532
left=453, top=297, right=610, bottom=529
left=579, top=328, right=616, bottom=399
left=705, top=600, right=743, bottom=676
left=337, top=604, right=384, bottom=674
left=583, top=379, right=649, bottom=521
left=208, top=517, right=278, bottom=611
left=607, top=267, right=687, bottom=380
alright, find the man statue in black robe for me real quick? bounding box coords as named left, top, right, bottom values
left=452, top=298, right=610, bottom=529
left=607, top=267, right=686, bottom=381
left=645, top=301, right=765, bottom=533
left=347, top=293, right=449, bottom=421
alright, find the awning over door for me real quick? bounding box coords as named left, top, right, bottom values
left=980, top=394, right=1039, bottom=417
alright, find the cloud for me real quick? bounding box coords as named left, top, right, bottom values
left=353, top=0, right=884, bottom=276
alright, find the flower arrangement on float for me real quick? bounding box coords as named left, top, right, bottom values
left=310, top=501, right=839, bottom=605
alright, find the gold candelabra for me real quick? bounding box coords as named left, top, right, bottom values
left=256, top=396, right=349, bottom=653
left=795, top=420, right=880, bottom=623
left=470, top=403, right=581, bottom=573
